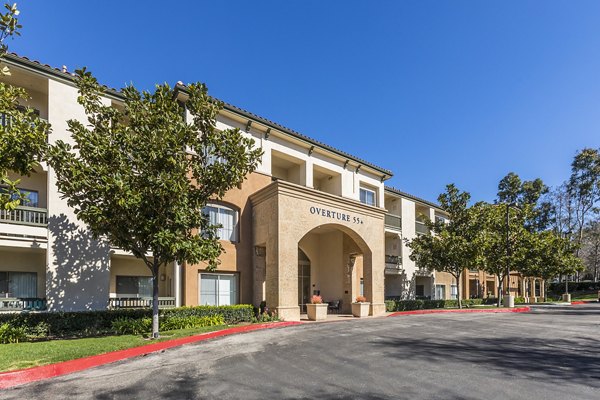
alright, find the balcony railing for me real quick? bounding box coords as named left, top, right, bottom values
left=0, top=297, right=47, bottom=311
left=385, top=254, right=402, bottom=265
left=415, top=220, right=429, bottom=235
left=384, top=214, right=402, bottom=230
left=108, top=297, right=176, bottom=309
left=0, top=206, right=48, bottom=226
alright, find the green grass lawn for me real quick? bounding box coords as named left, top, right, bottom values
left=0, top=325, right=231, bottom=373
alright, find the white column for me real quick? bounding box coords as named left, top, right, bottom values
left=174, top=261, right=182, bottom=307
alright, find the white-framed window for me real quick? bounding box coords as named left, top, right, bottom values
left=199, top=273, right=238, bottom=306
left=359, top=187, right=376, bottom=206
left=435, top=215, right=447, bottom=224
left=116, top=276, right=153, bottom=297
left=0, top=271, right=37, bottom=298
left=203, top=203, right=239, bottom=242
left=450, top=284, right=458, bottom=300
left=435, top=284, right=446, bottom=300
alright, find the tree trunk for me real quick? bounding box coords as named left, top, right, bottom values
left=497, top=275, right=503, bottom=307
left=152, top=263, right=160, bottom=339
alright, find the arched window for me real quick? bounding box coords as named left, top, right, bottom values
left=203, top=203, right=239, bottom=242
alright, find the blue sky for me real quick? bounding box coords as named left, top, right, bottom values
left=10, top=1, right=600, bottom=203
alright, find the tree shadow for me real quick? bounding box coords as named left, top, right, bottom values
left=47, top=213, right=110, bottom=311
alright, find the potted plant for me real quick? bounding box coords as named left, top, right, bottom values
left=352, top=295, right=370, bottom=318
left=306, top=295, right=328, bottom=321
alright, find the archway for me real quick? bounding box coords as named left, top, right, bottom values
left=298, top=223, right=372, bottom=315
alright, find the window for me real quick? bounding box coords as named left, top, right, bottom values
left=360, top=187, right=376, bottom=206
left=199, top=273, right=238, bottom=306
left=0, top=187, right=39, bottom=207
left=435, top=216, right=446, bottom=224
left=415, top=284, right=425, bottom=297
left=450, top=285, right=458, bottom=300
left=116, top=276, right=153, bottom=297
left=0, top=271, right=37, bottom=298
left=360, top=278, right=364, bottom=296
left=203, top=204, right=239, bottom=242
left=435, top=284, right=446, bottom=300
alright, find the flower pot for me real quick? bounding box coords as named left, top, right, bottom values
left=351, top=302, right=370, bottom=318
left=306, top=303, right=328, bottom=321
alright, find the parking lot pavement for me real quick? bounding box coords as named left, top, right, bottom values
left=2, top=304, right=599, bottom=400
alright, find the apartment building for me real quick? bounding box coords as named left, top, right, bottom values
left=0, top=54, right=543, bottom=319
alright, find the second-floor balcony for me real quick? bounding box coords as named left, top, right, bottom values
left=385, top=214, right=402, bottom=231
left=385, top=254, right=403, bottom=274
left=415, top=220, right=429, bottom=235
left=0, top=206, right=48, bottom=227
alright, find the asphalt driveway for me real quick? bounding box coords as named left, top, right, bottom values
left=2, top=304, right=599, bottom=400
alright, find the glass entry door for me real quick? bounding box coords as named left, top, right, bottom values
left=298, top=249, right=311, bottom=313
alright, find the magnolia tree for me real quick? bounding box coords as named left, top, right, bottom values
left=407, top=184, right=480, bottom=308
left=0, top=3, right=49, bottom=209
left=48, top=69, right=262, bottom=338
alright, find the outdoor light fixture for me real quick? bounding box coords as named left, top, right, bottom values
left=254, top=246, right=266, bottom=257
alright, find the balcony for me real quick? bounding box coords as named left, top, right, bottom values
left=384, top=214, right=402, bottom=231
left=385, top=254, right=403, bottom=274
left=0, top=297, right=47, bottom=311
left=0, top=206, right=48, bottom=227
left=108, top=297, right=176, bottom=309
left=415, top=220, right=429, bottom=235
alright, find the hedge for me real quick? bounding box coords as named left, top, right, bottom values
left=384, top=298, right=487, bottom=312
left=0, top=304, right=254, bottom=340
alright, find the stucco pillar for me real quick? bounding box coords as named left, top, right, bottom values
left=272, top=237, right=300, bottom=321
left=174, top=261, right=181, bottom=307
left=365, top=250, right=385, bottom=316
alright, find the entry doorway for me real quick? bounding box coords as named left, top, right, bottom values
left=298, top=249, right=311, bottom=313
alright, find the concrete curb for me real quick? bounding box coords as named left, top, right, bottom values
left=0, top=321, right=302, bottom=390
left=388, top=306, right=530, bottom=318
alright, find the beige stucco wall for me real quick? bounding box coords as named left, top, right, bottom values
left=184, top=171, right=272, bottom=306
left=252, top=180, right=385, bottom=321
left=0, top=248, right=46, bottom=297
left=46, top=78, right=112, bottom=311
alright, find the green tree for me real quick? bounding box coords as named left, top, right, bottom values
left=407, top=184, right=480, bottom=308
left=47, top=69, right=262, bottom=338
left=567, top=148, right=600, bottom=258
left=474, top=202, right=531, bottom=307
left=520, top=231, right=583, bottom=300
left=0, top=3, right=49, bottom=209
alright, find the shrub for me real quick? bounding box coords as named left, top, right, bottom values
left=355, top=296, right=367, bottom=303
left=252, top=311, right=280, bottom=323
left=160, top=315, right=225, bottom=331
left=0, top=323, right=27, bottom=344
left=111, top=317, right=152, bottom=335
left=384, top=298, right=486, bottom=312
left=514, top=297, right=526, bottom=304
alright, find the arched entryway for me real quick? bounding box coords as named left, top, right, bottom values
left=250, top=180, right=386, bottom=321
left=298, top=223, right=372, bottom=315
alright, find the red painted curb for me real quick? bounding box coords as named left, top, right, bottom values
left=388, top=306, right=530, bottom=318
left=0, top=321, right=302, bottom=390
left=570, top=300, right=598, bottom=305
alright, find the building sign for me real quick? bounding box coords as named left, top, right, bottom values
left=309, top=206, right=363, bottom=225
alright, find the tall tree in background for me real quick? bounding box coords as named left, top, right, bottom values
left=567, top=148, right=600, bottom=262
left=581, top=220, right=600, bottom=282
left=407, top=184, right=480, bottom=308
left=48, top=69, right=262, bottom=338
left=0, top=3, right=49, bottom=209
